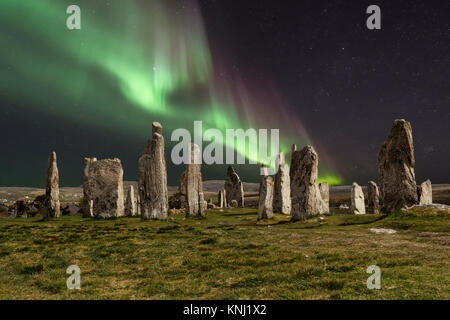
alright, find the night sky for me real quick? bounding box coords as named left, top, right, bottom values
left=0, top=0, right=448, bottom=187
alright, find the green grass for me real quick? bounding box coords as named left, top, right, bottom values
left=0, top=208, right=448, bottom=299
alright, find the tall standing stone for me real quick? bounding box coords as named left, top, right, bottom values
left=136, top=195, right=141, bottom=216
left=44, top=151, right=60, bottom=218
left=138, top=122, right=169, bottom=220
left=290, top=145, right=327, bottom=221
left=258, top=165, right=274, bottom=220
left=218, top=189, right=227, bottom=208
left=14, top=200, right=28, bottom=218
left=351, top=182, right=366, bottom=214
left=378, top=119, right=418, bottom=212
left=274, top=152, right=291, bottom=214
left=88, top=158, right=125, bottom=219
left=418, top=179, right=432, bottom=205
left=367, top=181, right=380, bottom=214
left=178, top=171, right=187, bottom=208
left=185, top=143, right=205, bottom=217
left=125, top=185, right=135, bottom=216
left=82, top=157, right=97, bottom=217
left=224, top=166, right=244, bottom=207
left=319, top=182, right=330, bottom=213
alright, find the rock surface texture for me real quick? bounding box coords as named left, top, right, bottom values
left=138, top=122, right=169, bottom=220
left=82, top=157, right=97, bottom=217
left=218, top=189, right=227, bottom=208
left=125, top=185, right=136, bottom=216
left=290, top=145, right=327, bottom=221
left=351, top=182, right=366, bottom=214
left=378, top=119, right=418, bottom=212
left=273, top=152, right=291, bottom=214
left=367, top=181, right=380, bottom=214
left=178, top=171, right=187, bottom=208
left=44, top=151, right=61, bottom=218
left=224, top=166, right=244, bottom=208
left=319, top=182, right=330, bottom=214
left=185, top=144, right=205, bottom=217
left=258, top=166, right=274, bottom=220
left=87, top=158, right=125, bottom=219
left=418, top=179, right=432, bottom=205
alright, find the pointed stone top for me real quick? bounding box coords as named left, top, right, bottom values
left=300, top=145, right=317, bottom=155
left=152, top=122, right=162, bottom=135
left=188, top=143, right=201, bottom=164
left=368, top=181, right=377, bottom=186
left=291, top=144, right=297, bottom=152
left=261, top=164, right=269, bottom=176
left=227, top=166, right=236, bottom=174
left=49, top=151, right=57, bottom=161
left=277, top=152, right=285, bottom=165
left=352, top=182, right=359, bottom=187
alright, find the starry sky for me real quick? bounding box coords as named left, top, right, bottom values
left=0, top=0, right=448, bottom=187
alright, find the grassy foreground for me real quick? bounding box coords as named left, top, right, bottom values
left=0, top=207, right=448, bottom=299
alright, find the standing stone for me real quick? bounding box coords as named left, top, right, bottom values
left=378, top=119, right=418, bottom=212
left=351, top=182, right=366, bottom=214
left=319, top=182, right=330, bottom=213
left=136, top=195, right=141, bottom=216
left=125, top=186, right=135, bottom=216
left=178, top=171, right=187, bottom=208
left=258, top=165, right=274, bottom=220
left=290, top=145, right=327, bottom=221
left=218, top=189, right=227, bottom=208
left=44, top=151, right=60, bottom=218
left=418, top=179, right=432, bottom=205
left=185, top=143, right=205, bottom=217
left=88, top=158, right=125, bottom=219
left=367, top=181, right=380, bottom=214
left=138, top=122, right=169, bottom=220
left=14, top=200, right=28, bottom=218
left=82, top=157, right=97, bottom=217
left=273, top=152, right=291, bottom=214
left=224, top=166, right=244, bottom=207
left=291, top=144, right=297, bottom=164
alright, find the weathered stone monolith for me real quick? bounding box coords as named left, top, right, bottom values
left=218, top=189, right=227, bottom=208
left=378, top=119, right=418, bottom=212
left=185, top=143, right=205, bottom=217
left=82, top=157, right=97, bottom=217
left=319, top=182, right=330, bottom=213
left=136, top=195, right=141, bottom=216
left=14, top=200, right=28, bottom=218
left=258, top=165, right=274, bottom=220
left=290, top=145, right=327, bottom=221
left=274, top=152, right=291, bottom=214
left=225, top=166, right=244, bottom=207
left=88, top=158, right=124, bottom=219
left=178, top=170, right=187, bottom=208
left=125, top=185, right=135, bottom=216
left=351, top=182, right=366, bottom=214
left=367, top=181, right=380, bottom=214
left=138, top=122, right=169, bottom=220
left=418, top=179, right=432, bottom=205
left=44, top=151, right=60, bottom=218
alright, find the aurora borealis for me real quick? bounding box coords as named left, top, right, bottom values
left=1, top=0, right=448, bottom=187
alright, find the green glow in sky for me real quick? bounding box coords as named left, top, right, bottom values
left=0, top=0, right=343, bottom=185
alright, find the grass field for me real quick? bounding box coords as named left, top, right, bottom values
left=0, top=206, right=448, bottom=300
